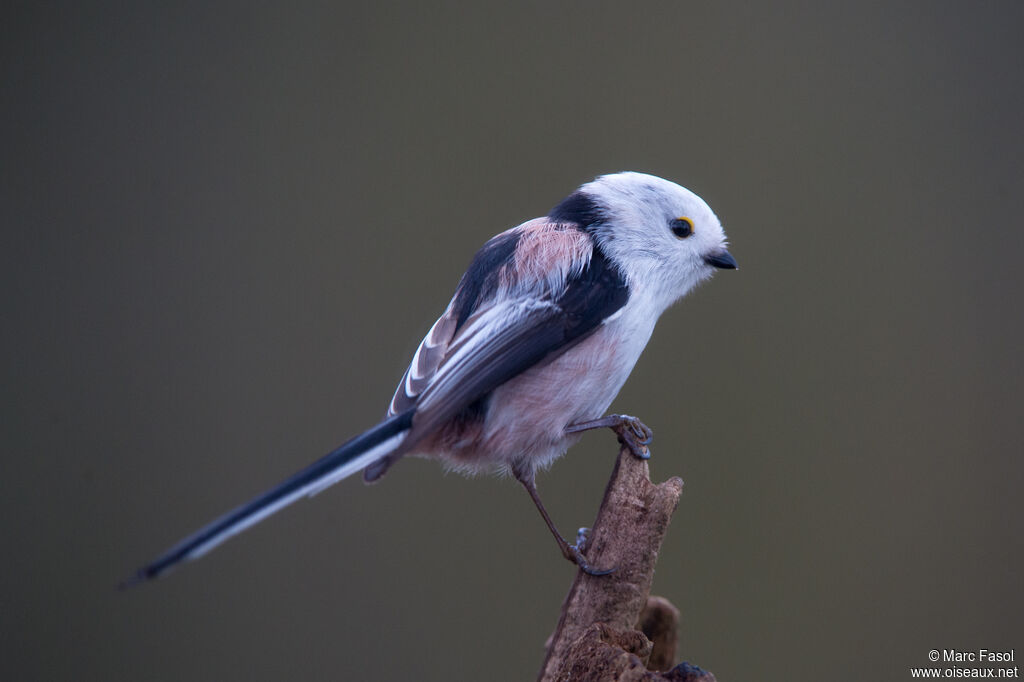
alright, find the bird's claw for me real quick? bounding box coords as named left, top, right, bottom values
left=575, top=526, right=591, bottom=552
left=568, top=544, right=615, bottom=577
left=565, top=414, right=654, bottom=459
left=611, top=414, right=653, bottom=459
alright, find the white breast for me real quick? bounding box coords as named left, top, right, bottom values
left=478, top=294, right=660, bottom=475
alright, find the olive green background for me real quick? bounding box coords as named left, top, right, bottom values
left=3, top=2, right=1022, bottom=680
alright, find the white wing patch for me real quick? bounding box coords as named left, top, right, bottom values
left=388, top=307, right=457, bottom=416
left=386, top=218, right=595, bottom=421
left=415, top=298, right=559, bottom=414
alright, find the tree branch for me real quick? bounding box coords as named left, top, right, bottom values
left=537, top=445, right=716, bottom=681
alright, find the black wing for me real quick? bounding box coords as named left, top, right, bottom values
left=407, top=245, right=629, bottom=444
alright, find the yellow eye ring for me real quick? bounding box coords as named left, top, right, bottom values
left=670, top=217, right=694, bottom=239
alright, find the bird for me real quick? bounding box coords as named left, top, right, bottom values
left=123, top=171, right=736, bottom=586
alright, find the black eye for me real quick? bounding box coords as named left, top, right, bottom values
left=670, top=217, right=694, bottom=239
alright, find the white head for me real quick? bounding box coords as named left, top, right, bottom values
left=561, top=172, right=736, bottom=307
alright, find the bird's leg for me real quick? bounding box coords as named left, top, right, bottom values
left=515, top=472, right=614, bottom=576
left=565, top=414, right=654, bottom=460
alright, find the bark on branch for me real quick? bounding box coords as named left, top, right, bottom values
left=537, top=445, right=716, bottom=681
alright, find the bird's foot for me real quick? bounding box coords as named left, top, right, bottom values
left=575, top=526, right=591, bottom=552
left=516, top=474, right=615, bottom=577
left=566, top=413, right=653, bottom=460
left=564, top=542, right=615, bottom=577
left=611, top=414, right=654, bottom=459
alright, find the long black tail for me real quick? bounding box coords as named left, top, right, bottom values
left=121, top=410, right=413, bottom=587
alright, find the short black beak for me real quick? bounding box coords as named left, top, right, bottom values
left=704, top=249, right=738, bottom=270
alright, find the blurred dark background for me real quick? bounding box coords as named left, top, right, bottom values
left=3, top=2, right=1022, bottom=680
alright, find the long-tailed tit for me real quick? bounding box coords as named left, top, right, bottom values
left=125, top=171, right=736, bottom=585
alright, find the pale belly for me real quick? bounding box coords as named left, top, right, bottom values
left=472, top=309, right=657, bottom=476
